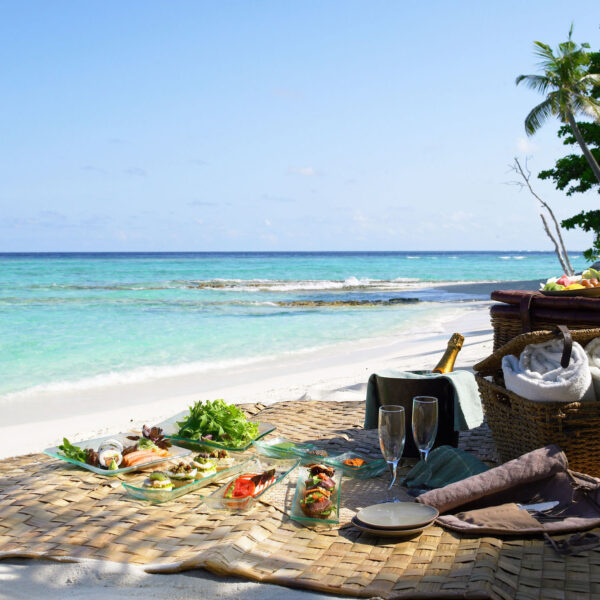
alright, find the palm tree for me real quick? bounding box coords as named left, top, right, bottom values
left=516, top=26, right=600, bottom=184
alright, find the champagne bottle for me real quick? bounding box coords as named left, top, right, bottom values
left=431, top=333, right=464, bottom=373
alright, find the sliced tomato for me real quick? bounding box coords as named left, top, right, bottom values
left=232, top=477, right=256, bottom=498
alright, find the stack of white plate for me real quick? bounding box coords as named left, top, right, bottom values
left=352, top=502, right=439, bottom=538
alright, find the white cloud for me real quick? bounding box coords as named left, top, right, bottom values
left=516, top=137, right=536, bottom=154
left=449, top=211, right=474, bottom=223
left=289, top=166, right=317, bottom=177
left=260, top=233, right=278, bottom=243
left=352, top=210, right=368, bottom=224
left=264, top=219, right=271, bottom=226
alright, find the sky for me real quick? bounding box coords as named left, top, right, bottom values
left=1, top=1, right=599, bottom=252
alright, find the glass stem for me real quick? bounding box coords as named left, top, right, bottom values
left=388, top=459, right=398, bottom=490
left=421, top=449, right=429, bottom=463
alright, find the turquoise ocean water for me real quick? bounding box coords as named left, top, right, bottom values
left=0, top=251, right=587, bottom=398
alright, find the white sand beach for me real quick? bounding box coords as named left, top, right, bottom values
left=0, top=280, right=542, bottom=460
left=0, top=299, right=494, bottom=460
left=0, top=280, right=541, bottom=599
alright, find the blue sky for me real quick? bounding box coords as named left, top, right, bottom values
left=1, top=1, right=599, bottom=251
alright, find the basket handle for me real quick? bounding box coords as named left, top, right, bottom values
left=555, top=325, right=573, bottom=368
left=519, top=294, right=535, bottom=333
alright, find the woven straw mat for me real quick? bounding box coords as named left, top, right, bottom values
left=1, top=399, right=599, bottom=600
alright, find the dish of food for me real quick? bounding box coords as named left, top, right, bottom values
left=45, top=427, right=191, bottom=476
left=343, top=458, right=366, bottom=467
left=540, top=270, right=600, bottom=296
left=300, top=464, right=337, bottom=518
left=165, top=462, right=197, bottom=485
left=176, top=399, right=260, bottom=445
left=223, top=469, right=276, bottom=509
left=191, top=456, right=218, bottom=478
left=301, top=450, right=386, bottom=479
left=158, top=400, right=276, bottom=451
left=542, top=287, right=600, bottom=297
left=192, top=447, right=235, bottom=470
left=143, top=472, right=174, bottom=491
left=252, top=437, right=316, bottom=459
left=204, top=456, right=299, bottom=512
left=122, top=456, right=252, bottom=503
left=291, top=463, right=341, bottom=525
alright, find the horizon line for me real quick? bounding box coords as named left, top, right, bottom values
left=0, top=249, right=586, bottom=255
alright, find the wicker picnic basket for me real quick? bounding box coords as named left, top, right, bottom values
left=490, top=290, right=600, bottom=350
left=474, top=327, right=600, bottom=477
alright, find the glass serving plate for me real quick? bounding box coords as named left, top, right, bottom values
left=289, top=446, right=386, bottom=479
left=203, top=456, right=300, bottom=513
left=122, top=456, right=252, bottom=503
left=45, top=433, right=191, bottom=477
left=321, top=451, right=387, bottom=479
left=252, top=436, right=317, bottom=459
left=157, top=410, right=276, bottom=451
left=290, top=465, right=342, bottom=526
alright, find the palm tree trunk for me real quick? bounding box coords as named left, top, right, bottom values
left=566, top=111, right=600, bottom=184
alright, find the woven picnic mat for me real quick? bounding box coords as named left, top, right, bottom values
left=2, top=399, right=599, bottom=600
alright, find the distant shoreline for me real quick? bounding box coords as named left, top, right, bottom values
left=0, top=250, right=583, bottom=256
left=430, top=278, right=542, bottom=296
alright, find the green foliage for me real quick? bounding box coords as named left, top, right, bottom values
left=176, top=399, right=260, bottom=447
left=528, top=41, right=600, bottom=262
left=561, top=210, right=600, bottom=261
left=58, top=438, right=87, bottom=463
left=538, top=122, right=600, bottom=195
left=516, top=33, right=600, bottom=134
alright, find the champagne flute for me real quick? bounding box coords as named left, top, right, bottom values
left=412, top=396, right=438, bottom=463
left=378, top=405, right=406, bottom=491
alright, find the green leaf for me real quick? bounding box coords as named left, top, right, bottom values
left=175, top=399, right=259, bottom=446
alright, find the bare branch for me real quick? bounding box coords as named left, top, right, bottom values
left=512, top=157, right=575, bottom=275
left=540, top=213, right=569, bottom=274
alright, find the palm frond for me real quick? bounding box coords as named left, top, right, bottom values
left=515, top=73, right=552, bottom=93
left=577, top=96, right=600, bottom=121
left=518, top=26, right=597, bottom=132
left=524, top=97, right=557, bottom=135
left=533, top=41, right=554, bottom=60
left=580, top=73, right=600, bottom=86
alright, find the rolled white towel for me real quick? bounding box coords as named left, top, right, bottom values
left=585, top=337, right=600, bottom=401
left=502, top=338, right=595, bottom=403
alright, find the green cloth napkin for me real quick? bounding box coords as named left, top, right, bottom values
left=363, top=369, right=483, bottom=431
left=403, top=445, right=489, bottom=490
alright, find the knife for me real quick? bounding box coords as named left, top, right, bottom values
left=517, top=501, right=559, bottom=512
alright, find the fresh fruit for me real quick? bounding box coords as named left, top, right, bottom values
left=556, top=275, right=576, bottom=286
left=543, top=282, right=565, bottom=291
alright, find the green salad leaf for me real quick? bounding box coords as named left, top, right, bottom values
left=58, top=438, right=88, bottom=463
left=176, top=399, right=259, bottom=447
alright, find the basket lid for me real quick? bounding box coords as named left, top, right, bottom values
left=491, top=289, right=600, bottom=310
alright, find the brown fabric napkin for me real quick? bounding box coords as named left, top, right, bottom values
left=417, top=445, right=600, bottom=535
